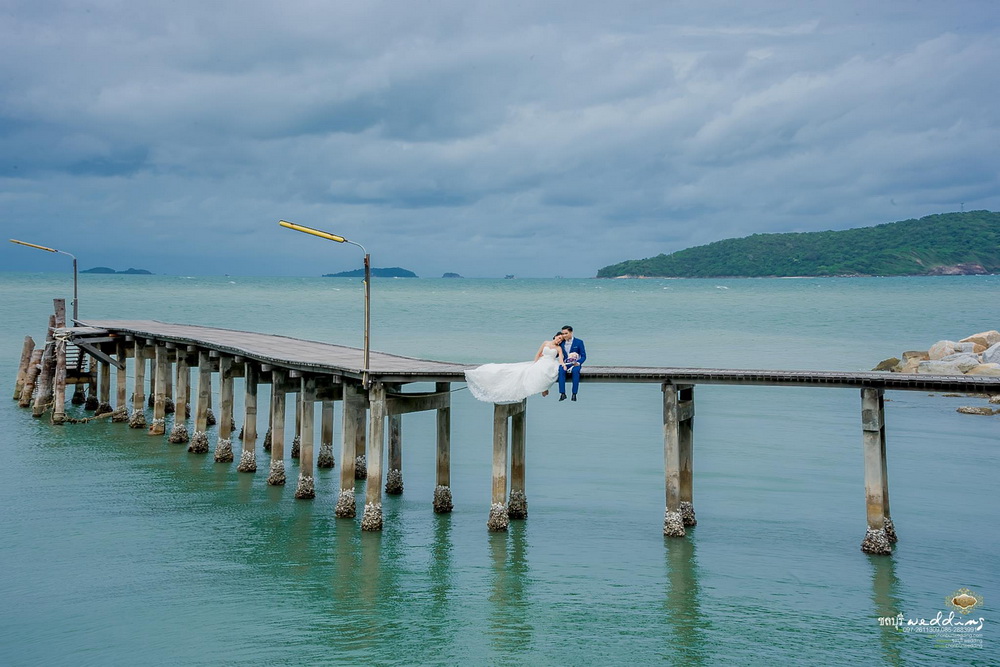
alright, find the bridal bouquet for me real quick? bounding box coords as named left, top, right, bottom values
left=563, top=352, right=580, bottom=368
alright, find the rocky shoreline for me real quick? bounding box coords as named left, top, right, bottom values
left=874, top=329, right=1000, bottom=415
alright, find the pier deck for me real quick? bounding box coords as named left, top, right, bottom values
left=75, top=319, right=1000, bottom=393
left=15, top=307, right=1000, bottom=555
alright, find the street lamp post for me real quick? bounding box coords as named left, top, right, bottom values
left=278, top=220, right=371, bottom=388
left=10, top=239, right=79, bottom=323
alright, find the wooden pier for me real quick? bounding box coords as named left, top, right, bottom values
left=14, top=299, right=1000, bottom=554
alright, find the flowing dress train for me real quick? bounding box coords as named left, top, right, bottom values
left=465, top=346, right=560, bottom=404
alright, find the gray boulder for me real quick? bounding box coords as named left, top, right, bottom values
left=916, top=360, right=965, bottom=375
left=899, top=350, right=928, bottom=373
left=872, top=357, right=901, bottom=372
left=938, top=353, right=983, bottom=372
left=967, top=363, right=1000, bottom=377
left=983, top=342, right=1000, bottom=365
left=960, top=330, right=1000, bottom=348
left=927, top=340, right=958, bottom=360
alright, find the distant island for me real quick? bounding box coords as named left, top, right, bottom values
left=597, top=211, right=1000, bottom=278
left=82, top=267, right=153, bottom=275
left=442, top=272, right=463, bottom=278
left=323, top=267, right=417, bottom=278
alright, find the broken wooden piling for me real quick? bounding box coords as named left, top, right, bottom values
left=13, top=336, right=35, bottom=401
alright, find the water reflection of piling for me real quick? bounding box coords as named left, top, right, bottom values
left=869, top=555, right=904, bottom=666
left=663, top=535, right=706, bottom=664
left=487, top=526, right=533, bottom=656
left=430, top=514, right=453, bottom=606
left=349, top=531, right=387, bottom=653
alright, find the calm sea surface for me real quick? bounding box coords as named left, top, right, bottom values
left=0, top=272, right=996, bottom=665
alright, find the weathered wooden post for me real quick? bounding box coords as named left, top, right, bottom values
left=168, top=348, right=191, bottom=443
left=35, top=301, right=65, bottom=419
left=147, top=356, right=156, bottom=408
left=189, top=350, right=211, bottom=453
left=487, top=402, right=511, bottom=531
left=214, top=355, right=235, bottom=462
left=318, top=400, right=336, bottom=468
left=13, top=336, right=35, bottom=400
left=354, top=399, right=368, bottom=480
left=70, top=347, right=87, bottom=406
left=662, top=383, right=687, bottom=537
left=163, top=351, right=175, bottom=415
left=206, top=381, right=216, bottom=427
left=129, top=338, right=147, bottom=428
left=31, top=312, right=58, bottom=418
left=267, top=369, right=287, bottom=485
left=237, top=362, right=258, bottom=472
left=290, top=391, right=301, bottom=459
left=354, top=410, right=368, bottom=479
left=84, top=354, right=99, bottom=410
left=294, top=375, right=316, bottom=499
left=508, top=399, right=527, bottom=519
left=678, top=385, right=696, bottom=527
left=96, top=351, right=113, bottom=414
left=111, top=340, right=129, bottom=422
left=18, top=349, right=43, bottom=408
left=361, top=381, right=386, bottom=531
left=335, top=382, right=365, bottom=518
left=385, top=407, right=403, bottom=495
left=51, top=330, right=68, bottom=425
left=181, top=347, right=195, bottom=417
left=148, top=343, right=168, bottom=436
left=432, top=382, right=454, bottom=513
left=861, top=388, right=895, bottom=554
left=163, top=352, right=177, bottom=415
left=263, top=403, right=272, bottom=453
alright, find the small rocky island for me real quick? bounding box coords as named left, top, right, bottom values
left=323, top=267, right=417, bottom=278
left=442, top=272, right=463, bottom=278
left=82, top=267, right=153, bottom=274
left=874, top=329, right=1000, bottom=415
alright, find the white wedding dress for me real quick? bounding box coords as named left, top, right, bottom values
left=465, top=346, right=560, bottom=404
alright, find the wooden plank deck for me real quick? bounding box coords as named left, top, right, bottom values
left=74, top=319, right=1000, bottom=393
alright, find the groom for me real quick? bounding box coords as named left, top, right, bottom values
left=558, top=325, right=586, bottom=401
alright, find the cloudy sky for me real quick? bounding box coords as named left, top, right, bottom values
left=2, top=1, right=998, bottom=278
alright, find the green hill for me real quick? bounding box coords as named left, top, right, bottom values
left=596, top=211, right=1000, bottom=278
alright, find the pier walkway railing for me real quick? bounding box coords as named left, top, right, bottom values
left=14, top=305, right=1000, bottom=555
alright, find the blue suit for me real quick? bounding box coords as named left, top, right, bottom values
left=558, top=337, right=586, bottom=395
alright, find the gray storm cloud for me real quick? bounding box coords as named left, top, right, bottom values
left=2, top=0, right=998, bottom=277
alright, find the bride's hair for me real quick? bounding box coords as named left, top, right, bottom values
left=552, top=333, right=563, bottom=340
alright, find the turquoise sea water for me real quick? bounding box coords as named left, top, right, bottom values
left=0, top=272, right=997, bottom=665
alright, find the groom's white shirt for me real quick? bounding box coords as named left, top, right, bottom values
left=562, top=337, right=574, bottom=357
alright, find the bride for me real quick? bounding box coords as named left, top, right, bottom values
left=465, top=333, right=567, bottom=404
